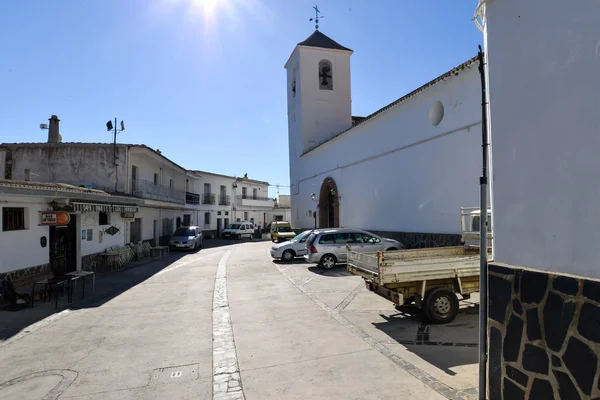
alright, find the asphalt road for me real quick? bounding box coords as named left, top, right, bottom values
left=0, top=240, right=479, bottom=399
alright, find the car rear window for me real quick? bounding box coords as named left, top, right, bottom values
left=318, top=234, right=335, bottom=244
left=307, top=233, right=318, bottom=246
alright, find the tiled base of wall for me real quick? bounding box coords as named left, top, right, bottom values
left=82, top=253, right=100, bottom=272
left=369, top=231, right=461, bottom=249
left=5, top=263, right=51, bottom=282
left=488, top=262, right=600, bottom=400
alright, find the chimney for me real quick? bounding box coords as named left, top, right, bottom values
left=48, top=115, right=60, bottom=143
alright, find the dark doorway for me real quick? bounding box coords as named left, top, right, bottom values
left=183, top=214, right=191, bottom=226
left=176, top=217, right=182, bottom=228
left=217, top=218, right=222, bottom=236
left=224, top=218, right=229, bottom=230
left=49, top=214, right=77, bottom=276
left=318, top=178, right=339, bottom=228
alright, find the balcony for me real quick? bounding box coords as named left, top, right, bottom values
left=219, top=195, right=231, bottom=206
left=236, top=195, right=276, bottom=208
left=202, top=193, right=216, bottom=205
left=186, top=192, right=200, bottom=205
left=131, top=179, right=185, bottom=204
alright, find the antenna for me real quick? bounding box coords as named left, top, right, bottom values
left=309, top=5, right=324, bottom=30
left=106, top=118, right=126, bottom=166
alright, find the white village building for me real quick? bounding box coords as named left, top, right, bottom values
left=285, top=30, right=484, bottom=247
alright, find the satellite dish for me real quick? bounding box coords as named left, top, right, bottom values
left=120, top=120, right=125, bottom=131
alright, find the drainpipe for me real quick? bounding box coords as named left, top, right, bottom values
left=477, top=45, right=490, bottom=400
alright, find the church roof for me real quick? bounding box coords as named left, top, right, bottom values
left=301, top=55, right=481, bottom=156
left=297, top=30, right=352, bottom=52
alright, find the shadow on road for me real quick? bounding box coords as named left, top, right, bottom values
left=0, top=239, right=239, bottom=343
left=371, top=305, right=479, bottom=375
left=307, top=265, right=351, bottom=277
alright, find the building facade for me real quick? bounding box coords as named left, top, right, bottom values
left=0, top=180, right=140, bottom=280
left=285, top=30, right=484, bottom=247
left=480, top=1, right=600, bottom=399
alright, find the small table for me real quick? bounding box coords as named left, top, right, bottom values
left=151, top=246, right=169, bottom=260
left=32, top=277, right=69, bottom=309
left=66, top=270, right=96, bottom=299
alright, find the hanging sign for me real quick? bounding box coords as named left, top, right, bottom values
left=121, top=212, right=135, bottom=222
left=40, top=212, right=71, bottom=226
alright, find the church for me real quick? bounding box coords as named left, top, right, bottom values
left=285, top=30, right=484, bottom=248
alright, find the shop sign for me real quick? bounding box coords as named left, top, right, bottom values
left=121, top=211, right=135, bottom=222
left=41, top=212, right=71, bottom=226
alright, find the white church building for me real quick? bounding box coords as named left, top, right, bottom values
left=285, top=30, right=484, bottom=248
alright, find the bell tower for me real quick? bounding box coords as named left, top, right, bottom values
left=284, top=30, right=353, bottom=157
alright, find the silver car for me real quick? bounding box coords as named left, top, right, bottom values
left=304, top=228, right=402, bottom=269
left=170, top=226, right=203, bottom=250
left=270, top=230, right=313, bottom=261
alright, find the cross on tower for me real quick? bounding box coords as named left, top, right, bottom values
left=309, top=5, right=324, bottom=30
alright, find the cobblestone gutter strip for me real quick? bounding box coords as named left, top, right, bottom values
left=270, top=254, right=478, bottom=400
left=213, top=250, right=244, bottom=400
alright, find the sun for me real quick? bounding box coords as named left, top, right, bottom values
left=189, top=0, right=223, bottom=16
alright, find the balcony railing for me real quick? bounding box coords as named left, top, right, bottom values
left=219, top=195, right=231, bottom=206
left=202, top=193, right=216, bottom=205
left=131, top=179, right=185, bottom=204
left=237, top=195, right=275, bottom=202
left=186, top=192, right=200, bottom=205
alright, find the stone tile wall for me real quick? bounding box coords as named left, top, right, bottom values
left=488, top=262, right=600, bottom=399
left=4, top=263, right=51, bottom=282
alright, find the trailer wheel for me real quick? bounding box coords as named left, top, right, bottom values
left=423, top=287, right=459, bottom=324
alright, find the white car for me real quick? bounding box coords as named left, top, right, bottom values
left=270, top=230, right=313, bottom=261
left=222, top=222, right=255, bottom=240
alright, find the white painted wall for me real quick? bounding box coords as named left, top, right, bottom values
left=290, top=65, right=483, bottom=233
left=0, top=196, right=51, bottom=273
left=79, top=212, right=126, bottom=256
left=484, top=0, right=600, bottom=278
left=129, top=149, right=186, bottom=193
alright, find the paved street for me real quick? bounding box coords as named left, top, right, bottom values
left=0, top=240, right=479, bottom=399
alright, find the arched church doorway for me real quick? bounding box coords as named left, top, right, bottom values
left=318, top=178, right=339, bottom=228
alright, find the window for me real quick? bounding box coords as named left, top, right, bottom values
left=318, top=60, right=333, bottom=90
left=2, top=207, right=25, bottom=231
left=204, top=183, right=211, bottom=194
left=204, top=212, right=211, bottom=225
left=225, top=211, right=229, bottom=216
left=242, top=187, right=247, bottom=199
left=274, top=215, right=284, bottom=221
left=220, top=185, right=226, bottom=196
left=99, top=211, right=109, bottom=226
left=252, top=188, right=257, bottom=199
left=154, top=173, right=159, bottom=185
left=183, top=214, right=191, bottom=226
left=334, top=233, right=353, bottom=243
left=217, top=211, right=222, bottom=216
left=169, top=179, right=173, bottom=188
left=244, top=212, right=248, bottom=220
left=318, top=234, right=335, bottom=245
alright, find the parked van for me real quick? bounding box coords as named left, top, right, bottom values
left=222, top=222, right=254, bottom=240
left=270, top=221, right=296, bottom=243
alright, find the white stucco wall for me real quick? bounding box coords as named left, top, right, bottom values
left=0, top=196, right=51, bottom=273
left=79, top=211, right=126, bottom=256
left=290, top=65, right=483, bottom=233
left=129, top=149, right=186, bottom=193
left=485, top=0, right=600, bottom=278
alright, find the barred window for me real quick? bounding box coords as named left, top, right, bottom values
left=3, top=207, right=25, bottom=231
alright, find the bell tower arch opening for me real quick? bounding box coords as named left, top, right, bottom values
left=318, top=178, right=339, bottom=228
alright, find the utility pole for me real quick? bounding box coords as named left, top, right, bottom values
left=106, top=118, right=125, bottom=167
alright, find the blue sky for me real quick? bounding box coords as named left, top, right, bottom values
left=0, top=0, right=482, bottom=197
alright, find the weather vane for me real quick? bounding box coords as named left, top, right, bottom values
left=309, top=5, right=324, bottom=30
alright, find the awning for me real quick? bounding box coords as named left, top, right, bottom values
left=71, top=201, right=138, bottom=213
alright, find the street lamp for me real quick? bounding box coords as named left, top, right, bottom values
left=310, top=193, right=318, bottom=229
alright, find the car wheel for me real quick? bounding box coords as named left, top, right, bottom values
left=282, top=249, right=295, bottom=261
left=423, top=287, right=459, bottom=324
left=320, top=254, right=337, bottom=269
left=236, top=234, right=241, bottom=240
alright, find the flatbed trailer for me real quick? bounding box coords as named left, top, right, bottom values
left=347, top=246, right=485, bottom=324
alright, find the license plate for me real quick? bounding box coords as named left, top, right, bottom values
left=177, top=244, right=186, bottom=247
